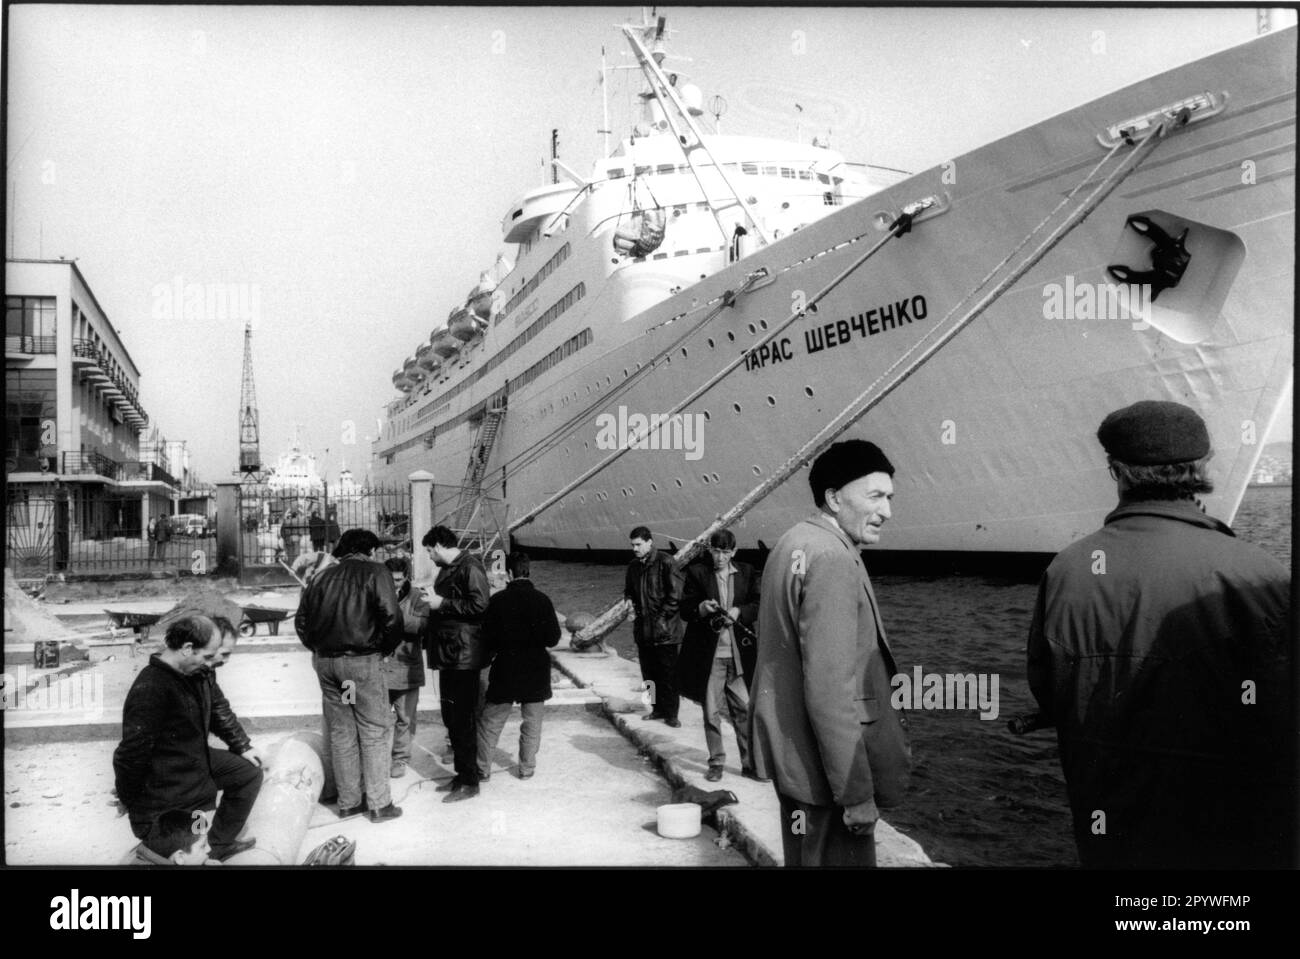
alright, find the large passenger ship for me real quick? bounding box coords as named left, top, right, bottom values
left=373, top=13, right=1294, bottom=565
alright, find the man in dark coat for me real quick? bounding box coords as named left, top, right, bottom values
left=678, top=529, right=762, bottom=782
left=624, top=526, right=683, bottom=727
left=113, top=614, right=262, bottom=861
left=295, top=528, right=405, bottom=823
left=309, top=511, right=326, bottom=552
left=423, top=524, right=491, bottom=802
left=476, top=551, right=561, bottom=781
left=751, top=440, right=911, bottom=867
left=384, top=556, right=428, bottom=779
left=1028, top=400, right=1293, bottom=868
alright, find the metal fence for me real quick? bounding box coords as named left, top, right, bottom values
left=5, top=481, right=218, bottom=578
left=236, top=482, right=412, bottom=578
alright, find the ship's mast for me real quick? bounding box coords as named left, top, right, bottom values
left=622, top=14, right=771, bottom=246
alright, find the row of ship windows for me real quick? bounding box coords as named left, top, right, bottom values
left=608, top=161, right=840, bottom=186
left=570, top=458, right=788, bottom=505
left=500, top=242, right=571, bottom=322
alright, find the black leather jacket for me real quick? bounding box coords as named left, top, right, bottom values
left=201, top=669, right=252, bottom=754
left=428, top=550, right=491, bottom=670
left=294, top=555, right=403, bottom=656
left=624, top=547, right=684, bottom=645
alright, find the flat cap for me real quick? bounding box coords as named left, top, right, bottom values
left=1097, top=400, right=1210, bottom=465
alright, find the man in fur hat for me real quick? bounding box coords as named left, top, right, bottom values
left=751, top=439, right=911, bottom=867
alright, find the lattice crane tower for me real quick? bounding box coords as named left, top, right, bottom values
left=237, top=321, right=262, bottom=478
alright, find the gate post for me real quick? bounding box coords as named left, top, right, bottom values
left=53, top=483, right=69, bottom=572
left=215, top=481, right=241, bottom=576
left=408, top=470, right=434, bottom=584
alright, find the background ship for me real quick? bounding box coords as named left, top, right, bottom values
left=373, top=13, right=1294, bottom=568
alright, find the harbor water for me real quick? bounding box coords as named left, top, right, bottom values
left=534, top=485, right=1291, bottom=867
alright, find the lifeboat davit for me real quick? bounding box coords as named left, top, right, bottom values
left=392, top=368, right=413, bottom=392
left=448, top=306, right=481, bottom=342
left=431, top=328, right=460, bottom=359
left=416, top=342, right=441, bottom=373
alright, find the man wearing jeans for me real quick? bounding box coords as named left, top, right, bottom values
left=295, top=528, right=404, bottom=822
left=678, top=529, right=762, bottom=782
left=476, top=552, right=561, bottom=781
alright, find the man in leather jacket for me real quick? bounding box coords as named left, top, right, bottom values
left=623, top=526, right=684, bottom=727
left=203, top=617, right=263, bottom=768
left=422, top=524, right=491, bottom=802
left=295, top=528, right=404, bottom=822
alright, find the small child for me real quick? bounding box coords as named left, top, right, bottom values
left=120, top=808, right=218, bottom=865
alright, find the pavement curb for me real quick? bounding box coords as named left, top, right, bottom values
left=549, top=643, right=778, bottom=867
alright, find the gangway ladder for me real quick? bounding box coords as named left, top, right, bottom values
left=452, top=404, right=507, bottom=540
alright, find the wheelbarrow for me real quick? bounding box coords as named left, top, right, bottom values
left=239, top=605, right=292, bottom=637
left=105, top=609, right=163, bottom=641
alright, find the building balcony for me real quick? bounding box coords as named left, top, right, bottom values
left=119, top=460, right=179, bottom=487
left=72, top=338, right=149, bottom=431
left=61, top=450, right=122, bottom=480
left=5, top=334, right=57, bottom=356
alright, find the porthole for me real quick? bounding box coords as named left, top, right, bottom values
left=675, top=478, right=683, bottom=488
left=747, top=323, right=756, bottom=335
left=606, top=375, right=611, bottom=385
left=579, top=495, right=586, bottom=504
left=766, top=395, right=776, bottom=406
left=702, top=474, right=711, bottom=484
left=707, top=338, right=715, bottom=348
left=804, top=386, right=814, bottom=397
left=623, top=369, right=628, bottom=378
left=726, top=331, right=735, bottom=342
left=759, top=319, right=769, bottom=330
left=752, top=465, right=762, bottom=475
left=702, top=410, right=711, bottom=421
left=808, top=302, right=818, bottom=314
left=712, top=472, right=720, bottom=482
left=681, top=348, right=688, bottom=358
left=732, top=402, right=742, bottom=413
left=650, top=482, right=659, bottom=492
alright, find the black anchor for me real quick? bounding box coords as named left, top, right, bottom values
left=1107, top=214, right=1190, bottom=302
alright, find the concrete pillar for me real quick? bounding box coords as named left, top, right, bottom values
left=409, top=470, right=434, bottom=584
left=215, top=481, right=241, bottom=574
left=224, top=730, right=328, bottom=866
left=140, top=491, right=149, bottom=544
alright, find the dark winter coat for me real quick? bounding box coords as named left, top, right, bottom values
left=386, top=581, right=429, bottom=690
left=483, top=578, right=562, bottom=704
left=113, top=655, right=219, bottom=818
left=623, top=547, right=684, bottom=646
left=1028, top=498, right=1293, bottom=868
left=294, top=555, right=404, bottom=656
left=427, top=550, right=491, bottom=670
left=677, top=558, right=760, bottom=704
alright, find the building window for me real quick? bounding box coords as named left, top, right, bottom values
left=5, top=369, right=57, bottom=472
left=5, top=296, right=57, bottom=354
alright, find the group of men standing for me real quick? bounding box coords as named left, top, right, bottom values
left=623, top=400, right=1293, bottom=870
left=112, top=400, right=1291, bottom=869
left=293, top=525, right=560, bottom=815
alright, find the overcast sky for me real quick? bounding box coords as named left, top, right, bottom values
left=7, top=4, right=1293, bottom=482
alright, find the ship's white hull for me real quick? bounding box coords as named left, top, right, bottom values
left=378, top=28, right=1294, bottom=558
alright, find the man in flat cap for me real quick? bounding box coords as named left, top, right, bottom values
left=1027, top=400, right=1293, bottom=868
left=751, top=439, right=911, bottom=866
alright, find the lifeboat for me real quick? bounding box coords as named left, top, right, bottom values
left=403, top=354, right=427, bottom=388
left=467, top=275, right=495, bottom=321
left=431, top=328, right=460, bottom=359
left=392, top=368, right=412, bottom=392
left=448, top=306, right=482, bottom=342
left=416, top=342, right=442, bottom=373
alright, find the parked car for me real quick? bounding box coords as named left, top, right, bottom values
left=169, top=513, right=210, bottom=537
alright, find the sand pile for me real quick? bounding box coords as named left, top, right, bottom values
left=4, top=568, right=86, bottom=645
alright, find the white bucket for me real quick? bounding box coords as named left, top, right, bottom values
left=657, top=803, right=701, bottom=839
